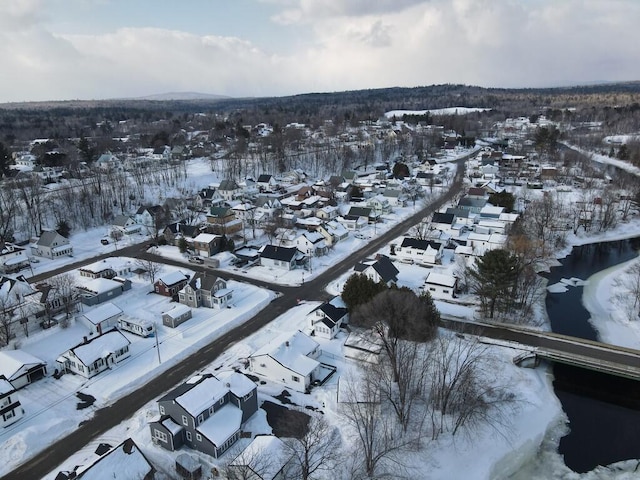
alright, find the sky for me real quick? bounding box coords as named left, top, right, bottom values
left=1, top=0, right=639, bottom=103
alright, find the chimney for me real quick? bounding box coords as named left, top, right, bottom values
left=83, top=336, right=88, bottom=344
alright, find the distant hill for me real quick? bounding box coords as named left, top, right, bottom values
left=131, top=92, right=232, bottom=101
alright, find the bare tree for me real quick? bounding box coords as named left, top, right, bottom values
left=283, top=414, right=341, bottom=480
left=427, top=333, right=516, bottom=439
left=225, top=436, right=292, bottom=480
left=613, top=262, right=640, bottom=322
left=135, top=253, right=163, bottom=285
left=339, top=369, right=415, bottom=478
left=46, top=273, right=80, bottom=320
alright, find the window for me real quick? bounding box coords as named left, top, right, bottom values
left=186, top=431, right=192, bottom=441
left=292, top=375, right=300, bottom=382
left=154, top=430, right=168, bottom=442
left=429, top=287, right=436, bottom=292
left=209, top=406, right=214, bottom=415
left=443, top=289, right=449, bottom=294
left=197, top=414, right=204, bottom=425
left=159, top=405, right=165, bottom=415
left=182, top=415, right=188, bottom=426
left=196, top=433, right=202, bottom=441
left=3, top=410, right=15, bottom=421
left=219, top=397, right=224, bottom=405
left=243, top=391, right=254, bottom=401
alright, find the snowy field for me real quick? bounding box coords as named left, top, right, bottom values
left=0, top=259, right=275, bottom=478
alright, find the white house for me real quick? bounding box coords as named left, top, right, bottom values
left=423, top=272, right=458, bottom=299
left=0, top=350, right=47, bottom=389
left=79, top=302, right=123, bottom=335
left=256, top=174, right=277, bottom=191
left=295, top=232, right=328, bottom=257
left=56, top=329, right=131, bottom=379
left=248, top=330, right=323, bottom=393
left=393, top=238, right=443, bottom=266
left=111, top=215, right=142, bottom=236
left=353, top=255, right=399, bottom=286
left=31, top=231, right=73, bottom=259
left=0, top=242, right=30, bottom=274
left=0, top=378, right=24, bottom=428
left=259, top=245, right=303, bottom=271
left=308, top=299, right=348, bottom=339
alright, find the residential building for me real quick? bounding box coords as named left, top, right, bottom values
left=178, top=272, right=232, bottom=309
left=154, top=271, right=189, bottom=297
left=205, top=207, right=242, bottom=235
left=79, top=302, right=123, bottom=336
left=162, top=304, right=193, bottom=328
left=56, top=329, right=131, bottom=379
left=0, top=378, right=24, bottom=428
left=149, top=371, right=258, bottom=458
left=249, top=330, right=334, bottom=393
left=353, top=255, right=399, bottom=286
left=217, top=179, right=242, bottom=201
left=192, top=233, right=223, bottom=257
left=30, top=231, right=73, bottom=259
left=111, top=215, right=142, bottom=236
left=259, top=245, right=304, bottom=271
left=77, top=277, right=132, bottom=306
left=393, top=237, right=443, bottom=266
left=0, top=350, right=47, bottom=389
left=423, top=272, right=458, bottom=299
left=79, top=258, right=133, bottom=279
left=0, top=242, right=29, bottom=274
left=308, top=299, right=348, bottom=339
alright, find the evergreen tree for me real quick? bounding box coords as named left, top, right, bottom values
left=0, top=141, right=11, bottom=178
left=467, top=249, right=520, bottom=319
left=341, top=273, right=386, bottom=311
left=488, top=191, right=515, bottom=212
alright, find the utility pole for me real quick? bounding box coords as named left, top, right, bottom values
left=154, top=324, right=161, bottom=365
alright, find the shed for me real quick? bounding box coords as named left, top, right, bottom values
left=162, top=304, right=193, bottom=328
left=176, top=453, right=202, bottom=480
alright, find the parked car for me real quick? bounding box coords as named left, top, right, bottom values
left=188, top=256, right=204, bottom=264
left=101, top=238, right=110, bottom=245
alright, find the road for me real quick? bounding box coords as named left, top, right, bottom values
left=3, top=160, right=469, bottom=480
left=441, top=318, right=640, bottom=377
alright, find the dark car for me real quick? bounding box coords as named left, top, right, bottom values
left=188, top=256, right=204, bottom=264
left=101, top=238, right=110, bottom=245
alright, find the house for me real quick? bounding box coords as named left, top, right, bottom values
left=162, top=222, right=201, bottom=246
left=0, top=378, right=24, bottom=428
left=0, top=350, right=47, bottom=389
left=336, top=215, right=367, bottom=231
left=228, top=435, right=293, bottom=480
left=353, top=255, right=399, bottom=286
left=423, top=272, right=458, bottom=299
left=77, top=277, right=132, bottom=306
left=178, top=272, right=232, bottom=309
left=162, top=304, right=193, bottom=328
left=259, top=245, right=303, bottom=271
left=54, top=438, right=155, bottom=480
left=430, top=212, right=455, bottom=234
left=325, top=221, right=349, bottom=243
left=111, top=214, right=142, bottom=236
left=347, top=206, right=378, bottom=223
left=381, top=188, right=406, bottom=207
left=479, top=205, right=505, bottom=219
left=308, top=299, right=348, bottom=339
left=149, top=371, right=258, bottom=458
left=457, top=196, right=487, bottom=214
left=95, top=151, right=120, bottom=171
left=205, top=207, right=242, bottom=235
left=315, top=205, right=338, bottom=221
left=56, top=329, right=131, bottom=379
left=0, top=275, right=43, bottom=342
left=79, top=258, right=133, bottom=279
left=256, top=174, right=277, bottom=191
left=295, top=232, right=328, bottom=257
left=0, top=242, right=29, bottom=274
left=393, top=238, right=443, bottom=266
left=366, top=195, right=391, bottom=215
left=217, top=179, right=242, bottom=201
left=231, top=202, right=257, bottom=224
left=192, top=233, right=223, bottom=257
left=249, top=330, right=326, bottom=393
left=30, top=231, right=73, bottom=259
left=79, top=302, right=123, bottom=335
left=154, top=271, right=189, bottom=297
left=197, top=187, right=219, bottom=210
left=416, top=171, right=436, bottom=186
left=135, top=205, right=167, bottom=236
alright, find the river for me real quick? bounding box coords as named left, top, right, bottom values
left=544, top=236, right=640, bottom=473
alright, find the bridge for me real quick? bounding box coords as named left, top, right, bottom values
left=441, top=318, right=640, bottom=381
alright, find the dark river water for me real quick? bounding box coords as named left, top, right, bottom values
left=544, top=236, right=640, bottom=473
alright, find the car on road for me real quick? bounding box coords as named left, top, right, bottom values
left=188, top=256, right=204, bottom=264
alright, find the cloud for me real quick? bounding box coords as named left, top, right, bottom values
left=1, top=0, right=639, bottom=102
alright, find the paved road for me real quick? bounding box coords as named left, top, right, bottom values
left=2, top=161, right=468, bottom=480
left=441, top=318, right=640, bottom=376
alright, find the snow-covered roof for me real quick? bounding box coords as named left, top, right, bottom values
left=251, top=330, right=319, bottom=376
left=193, top=233, right=220, bottom=243
left=0, top=350, right=46, bottom=381
left=157, top=270, right=188, bottom=286
left=164, top=304, right=191, bottom=318
left=82, top=302, right=122, bottom=325
left=177, top=376, right=227, bottom=416
left=197, top=403, right=242, bottom=447
left=80, top=277, right=124, bottom=295
left=68, top=330, right=130, bottom=366
left=425, top=272, right=457, bottom=288
left=73, top=438, right=153, bottom=480
left=229, top=435, right=291, bottom=479
left=0, top=378, right=15, bottom=396
left=216, top=371, right=256, bottom=398
left=162, top=417, right=183, bottom=436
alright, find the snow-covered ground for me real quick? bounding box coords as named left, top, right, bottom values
left=0, top=259, right=275, bottom=478
left=384, top=107, right=491, bottom=118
